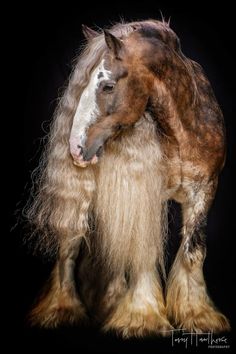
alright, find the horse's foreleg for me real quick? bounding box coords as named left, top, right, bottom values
left=30, top=171, right=95, bottom=328
left=103, top=270, right=172, bottom=338
left=102, top=213, right=172, bottom=338
left=166, top=180, right=230, bottom=332
left=30, top=238, right=85, bottom=327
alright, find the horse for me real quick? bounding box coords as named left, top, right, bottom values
left=26, top=19, right=230, bottom=337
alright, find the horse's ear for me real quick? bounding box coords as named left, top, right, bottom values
left=82, top=25, right=98, bottom=40
left=104, top=30, right=124, bottom=58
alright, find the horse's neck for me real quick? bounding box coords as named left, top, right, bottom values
left=149, top=66, right=198, bottom=142
left=159, top=52, right=197, bottom=112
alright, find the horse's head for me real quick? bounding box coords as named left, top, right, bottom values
left=69, top=27, right=155, bottom=167
left=69, top=24, right=168, bottom=167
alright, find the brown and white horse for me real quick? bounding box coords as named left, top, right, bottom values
left=27, top=19, right=230, bottom=337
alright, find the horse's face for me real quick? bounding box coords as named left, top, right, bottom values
left=70, top=30, right=152, bottom=167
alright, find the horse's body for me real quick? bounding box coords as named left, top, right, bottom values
left=28, top=20, right=230, bottom=337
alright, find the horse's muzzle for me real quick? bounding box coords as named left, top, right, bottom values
left=82, top=142, right=103, bottom=161
left=70, top=128, right=111, bottom=167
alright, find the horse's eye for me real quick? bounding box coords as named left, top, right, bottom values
left=101, top=81, right=115, bottom=93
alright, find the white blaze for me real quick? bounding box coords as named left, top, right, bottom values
left=70, top=59, right=111, bottom=148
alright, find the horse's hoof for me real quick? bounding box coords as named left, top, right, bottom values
left=29, top=291, right=87, bottom=328
left=168, top=306, right=230, bottom=333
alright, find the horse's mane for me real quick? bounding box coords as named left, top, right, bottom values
left=24, top=19, right=197, bottom=258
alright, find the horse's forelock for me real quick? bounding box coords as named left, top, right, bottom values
left=75, top=20, right=177, bottom=91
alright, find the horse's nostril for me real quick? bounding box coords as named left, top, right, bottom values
left=77, top=145, right=83, bottom=154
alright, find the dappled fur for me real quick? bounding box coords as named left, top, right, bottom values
left=25, top=19, right=230, bottom=337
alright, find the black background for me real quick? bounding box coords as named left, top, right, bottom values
left=8, top=1, right=235, bottom=353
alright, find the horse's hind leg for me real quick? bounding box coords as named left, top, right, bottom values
left=166, top=179, right=230, bottom=332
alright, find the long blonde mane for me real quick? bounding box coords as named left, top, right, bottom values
left=25, top=19, right=186, bottom=259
